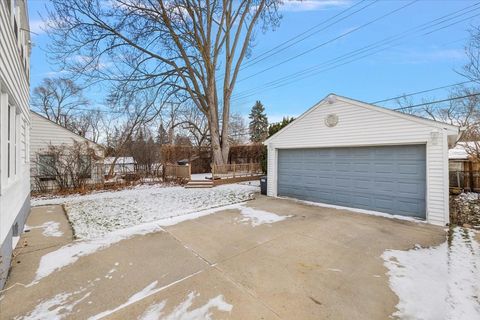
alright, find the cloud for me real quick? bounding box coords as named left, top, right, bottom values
left=281, top=0, right=351, bottom=12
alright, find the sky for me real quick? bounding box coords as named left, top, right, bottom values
left=27, top=0, right=480, bottom=123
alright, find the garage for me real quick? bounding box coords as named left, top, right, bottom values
left=277, top=145, right=426, bottom=218
left=264, top=94, right=460, bottom=225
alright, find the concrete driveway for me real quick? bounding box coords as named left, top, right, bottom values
left=0, top=196, right=445, bottom=319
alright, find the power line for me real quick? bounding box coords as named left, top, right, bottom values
left=240, top=0, right=376, bottom=70
left=237, top=0, right=418, bottom=83
left=392, top=92, right=480, bottom=110
left=372, top=80, right=477, bottom=104
left=232, top=3, right=480, bottom=100
left=231, top=2, right=480, bottom=102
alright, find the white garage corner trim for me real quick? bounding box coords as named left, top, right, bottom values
left=264, top=94, right=460, bottom=226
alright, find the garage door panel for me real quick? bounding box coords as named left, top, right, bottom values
left=277, top=145, right=426, bottom=218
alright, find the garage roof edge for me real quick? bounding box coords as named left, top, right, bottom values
left=264, top=93, right=460, bottom=145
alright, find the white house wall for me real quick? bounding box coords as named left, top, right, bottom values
left=0, top=0, right=31, bottom=287
left=30, top=112, right=105, bottom=188
left=266, top=98, right=454, bottom=225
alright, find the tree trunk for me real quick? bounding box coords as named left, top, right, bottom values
left=208, top=109, right=228, bottom=166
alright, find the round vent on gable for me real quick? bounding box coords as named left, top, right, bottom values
left=325, top=114, right=339, bottom=127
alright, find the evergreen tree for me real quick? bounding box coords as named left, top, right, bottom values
left=248, top=101, right=269, bottom=143
left=156, top=124, right=169, bottom=145
left=268, top=116, right=295, bottom=137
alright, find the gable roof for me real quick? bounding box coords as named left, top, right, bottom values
left=264, top=93, right=460, bottom=144
left=30, top=110, right=104, bottom=149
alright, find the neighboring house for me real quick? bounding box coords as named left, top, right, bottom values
left=448, top=142, right=479, bottom=171
left=30, top=111, right=105, bottom=192
left=449, top=142, right=479, bottom=192
left=264, top=94, right=460, bottom=226
left=104, top=157, right=137, bottom=175
left=0, top=0, right=31, bottom=288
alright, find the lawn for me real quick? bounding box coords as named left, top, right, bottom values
left=32, top=183, right=259, bottom=239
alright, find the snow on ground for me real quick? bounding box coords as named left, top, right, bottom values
left=32, top=183, right=258, bottom=239
left=30, top=222, right=165, bottom=285
left=19, top=289, right=91, bottom=320
left=139, top=291, right=232, bottom=320
left=190, top=173, right=212, bottom=180
left=89, top=271, right=203, bottom=320
left=25, top=221, right=63, bottom=237
left=30, top=203, right=250, bottom=284
left=383, top=227, right=480, bottom=320
left=235, top=205, right=291, bottom=227
left=287, top=197, right=425, bottom=223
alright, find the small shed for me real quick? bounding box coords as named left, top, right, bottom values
left=264, top=94, right=460, bottom=226
left=104, top=157, right=137, bottom=175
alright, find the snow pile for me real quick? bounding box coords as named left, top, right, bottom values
left=32, top=184, right=258, bottom=239
left=457, top=192, right=480, bottom=201
left=236, top=205, right=290, bottom=227
left=383, top=227, right=480, bottom=319
left=139, top=291, right=232, bottom=320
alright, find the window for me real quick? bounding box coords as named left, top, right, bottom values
left=79, top=156, right=92, bottom=179
left=38, top=154, right=56, bottom=180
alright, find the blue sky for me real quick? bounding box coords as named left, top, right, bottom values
left=27, top=0, right=480, bottom=123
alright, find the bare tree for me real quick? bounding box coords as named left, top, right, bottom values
left=33, top=141, right=102, bottom=192
left=46, top=0, right=281, bottom=165
left=175, top=105, right=210, bottom=148
left=229, top=112, right=248, bottom=145
left=31, top=77, right=90, bottom=131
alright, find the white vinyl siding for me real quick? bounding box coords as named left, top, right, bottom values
left=29, top=112, right=105, bottom=189
left=0, top=0, right=31, bottom=247
left=265, top=96, right=458, bottom=226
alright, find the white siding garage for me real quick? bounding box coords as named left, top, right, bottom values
left=264, top=94, right=460, bottom=226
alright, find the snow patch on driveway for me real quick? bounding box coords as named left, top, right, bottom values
left=19, top=290, right=91, bottom=320
left=139, top=291, right=233, bottom=320
left=89, top=271, right=203, bottom=320
left=30, top=204, right=245, bottom=285
left=32, top=184, right=258, bottom=239
left=236, top=205, right=290, bottom=227
left=383, top=227, right=480, bottom=320
left=31, top=222, right=164, bottom=285
left=26, top=221, right=63, bottom=237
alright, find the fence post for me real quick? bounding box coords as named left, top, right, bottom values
left=457, top=171, right=461, bottom=189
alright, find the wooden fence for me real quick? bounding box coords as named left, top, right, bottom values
left=164, top=164, right=191, bottom=180
left=450, top=170, right=480, bottom=192
left=212, top=163, right=262, bottom=180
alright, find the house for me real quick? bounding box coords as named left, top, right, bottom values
left=0, top=0, right=31, bottom=288
left=449, top=142, right=479, bottom=170
left=448, top=142, right=479, bottom=192
left=104, top=156, right=137, bottom=175
left=264, top=94, right=460, bottom=226
left=30, top=111, right=105, bottom=192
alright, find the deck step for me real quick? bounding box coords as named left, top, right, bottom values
left=184, top=180, right=214, bottom=188
left=185, top=184, right=213, bottom=188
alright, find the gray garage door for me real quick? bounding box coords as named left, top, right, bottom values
left=277, top=145, right=426, bottom=218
